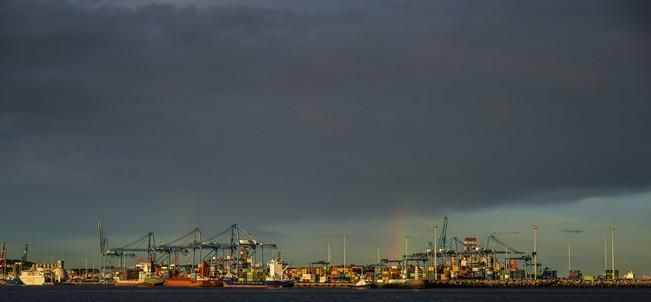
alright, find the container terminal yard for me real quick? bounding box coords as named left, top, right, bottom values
left=1, top=219, right=649, bottom=288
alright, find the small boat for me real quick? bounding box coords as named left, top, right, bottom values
left=354, top=279, right=375, bottom=289
left=5, top=279, right=23, bottom=286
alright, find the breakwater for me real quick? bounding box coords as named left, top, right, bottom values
left=5, top=279, right=651, bottom=289
left=294, top=280, right=651, bottom=289
left=428, top=279, right=651, bottom=288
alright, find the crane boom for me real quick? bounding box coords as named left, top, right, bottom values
left=488, top=234, right=524, bottom=254
left=439, top=216, right=448, bottom=249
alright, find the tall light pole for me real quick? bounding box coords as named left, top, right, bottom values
left=343, top=234, right=347, bottom=274
left=568, top=242, right=572, bottom=277
left=433, top=224, right=438, bottom=281
left=611, top=225, right=615, bottom=280
left=562, top=229, right=582, bottom=279
left=505, top=247, right=509, bottom=279
left=604, top=236, right=608, bottom=274
left=405, top=236, right=409, bottom=258
left=377, top=245, right=380, bottom=264
left=327, top=241, right=331, bottom=265
left=404, top=236, right=409, bottom=279
left=533, top=225, right=538, bottom=280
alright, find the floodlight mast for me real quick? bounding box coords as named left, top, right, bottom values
left=611, top=225, right=616, bottom=280
left=433, top=224, right=438, bottom=281
left=533, top=225, right=538, bottom=280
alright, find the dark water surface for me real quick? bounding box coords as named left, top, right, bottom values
left=1, top=287, right=650, bottom=302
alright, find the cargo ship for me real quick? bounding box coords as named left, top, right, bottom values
left=114, top=261, right=164, bottom=287
left=114, top=273, right=164, bottom=287
left=223, top=258, right=294, bottom=288
left=164, top=276, right=222, bottom=287
left=222, top=279, right=293, bottom=288
left=164, top=261, right=223, bottom=287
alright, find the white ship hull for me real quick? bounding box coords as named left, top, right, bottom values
left=19, top=270, right=52, bottom=286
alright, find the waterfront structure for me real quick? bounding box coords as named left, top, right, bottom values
left=98, top=223, right=293, bottom=288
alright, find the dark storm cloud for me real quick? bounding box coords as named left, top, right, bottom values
left=1, top=0, right=650, bottom=235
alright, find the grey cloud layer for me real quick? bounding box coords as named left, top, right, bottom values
left=1, top=0, right=650, bottom=235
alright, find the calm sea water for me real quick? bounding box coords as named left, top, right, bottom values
left=1, top=287, right=650, bottom=302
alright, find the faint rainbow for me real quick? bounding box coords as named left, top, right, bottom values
left=387, top=206, right=408, bottom=259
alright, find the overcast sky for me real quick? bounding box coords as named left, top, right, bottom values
left=1, top=0, right=650, bottom=275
